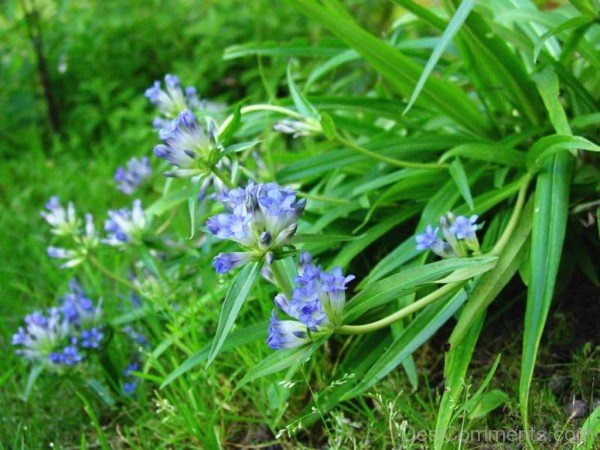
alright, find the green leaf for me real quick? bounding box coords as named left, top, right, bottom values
left=468, top=389, right=509, bottom=420
left=449, top=157, right=474, bottom=210
left=440, top=143, right=526, bottom=168
left=77, top=392, right=110, bottom=450
left=221, top=140, right=261, bottom=156
left=238, top=338, right=326, bottom=387
left=206, top=262, right=260, bottom=367
left=287, top=62, right=318, bottom=118
left=187, top=177, right=204, bottom=239
left=345, top=257, right=495, bottom=323
left=23, top=363, right=44, bottom=401
left=342, top=288, right=468, bottom=399
left=434, top=313, right=485, bottom=449
left=319, top=111, right=336, bottom=140
left=218, top=104, right=242, bottom=145
left=581, top=404, right=600, bottom=450
left=287, top=233, right=360, bottom=244
left=146, top=188, right=188, bottom=217
left=287, top=0, right=490, bottom=135
left=161, top=321, right=266, bottom=389
left=404, top=0, right=476, bottom=114
left=527, top=134, right=599, bottom=169
left=85, top=379, right=115, bottom=406
left=520, top=66, right=575, bottom=437
left=433, top=257, right=497, bottom=283
left=533, top=15, right=595, bottom=63
left=450, top=198, right=533, bottom=347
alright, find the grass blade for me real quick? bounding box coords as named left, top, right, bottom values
left=404, top=0, right=476, bottom=114
left=206, top=262, right=260, bottom=367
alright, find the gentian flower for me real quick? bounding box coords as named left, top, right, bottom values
left=144, top=74, right=200, bottom=120
left=415, top=225, right=456, bottom=258
left=12, top=308, right=70, bottom=363
left=123, top=361, right=140, bottom=395
left=44, top=203, right=99, bottom=269
left=273, top=118, right=322, bottom=138
left=114, top=157, right=152, bottom=195
left=40, top=196, right=80, bottom=236
left=80, top=327, right=104, bottom=349
left=268, top=258, right=354, bottom=350
left=153, top=109, right=222, bottom=178
left=103, top=199, right=147, bottom=247
left=60, top=279, right=102, bottom=326
left=417, top=212, right=481, bottom=258
left=206, top=183, right=306, bottom=273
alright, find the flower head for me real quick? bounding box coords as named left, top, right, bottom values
left=153, top=110, right=221, bottom=178
left=273, top=117, right=322, bottom=138
left=103, top=199, right=147, bottom=246
left=417, top=212, right=481, bottom=257
left=212, top=252, right=252, bottom=274
left=123, top=360, right=140, bottom=395
left=12, top=308, right=71, bottom=364
left=40, top=196, right=80, bottom=236
left=206, top=183, right=306, bottom=272
left=267, top=312, right=311, bottom=350
left=115, top=157, right=152, bottom=195
left=60, top=280, right=102, bottom=326
left=268, top=257, right=354, bottom=350
left=144, top=74, right=199, bottom=119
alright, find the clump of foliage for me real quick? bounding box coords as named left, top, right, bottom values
left=3, top=0, right=599, bottom=448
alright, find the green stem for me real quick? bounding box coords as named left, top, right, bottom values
left=490, top=174, right=532, bottom=256
left=269, top=260, right=294, bottom=298
left=211, top=166, right=234, bottom=189
left=218, top=104, right=303, bottom=134
left=335, top=134, right=448, bottom=170
left=89, top=257, right=139, bottom=292
left=335, top=282, right=462, bottom=335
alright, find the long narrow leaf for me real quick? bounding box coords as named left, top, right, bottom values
left=206, top=262, right=260, bottom=367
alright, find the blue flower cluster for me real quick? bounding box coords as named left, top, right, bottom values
left=43, top=197, right=99, bottom=268
left=115, top=157, right=152, bottom=195
left=145, top=74, right=224, bottom=131
left=416, top=213, right=480, bottom=258
left=123, top=360, right=140, bottom=395
left=268, top=255, right=354, bottom=350
left=12, top=280, right=103, bottom=368
left=153, top=110, right=221, bottom=178
left=206, top=183, right=306, bottom=274
left=40, top=196, right=80, bottom=236
left=103, top=199, right=147, bottom=247
left=145, top=74, right=201, bottom=123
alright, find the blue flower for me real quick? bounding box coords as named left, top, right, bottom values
left=50, top=343, right=83, bottom=366
left=153, top=110, right=221, bottom=178
left=212, top=252, right=252, bottom=274
left=103, top=199, right=147, bottom=246
left=60, top=280, right=102, bottom=326
left=267, top=311, right=311, bottom=350
left=124, top=325, right=149, bottom=347
left=417, top=212, right=481, bottom=258
left=273, top=117, right=322, bottom=138
left=144, top=74, right=198, bottom=120
left=80, top=327, right=104, bottom=349
left=206, top=183, right=306, bottom=272
left=267, top=258, right=354, bottom=350
left=122, top=361, right=140, bottom=395
left=12, top=308, right=70, bottom=364
left=450, top=215, right=479, bottom=239
left=115, top=157, right=152, bottom=195
left=40, top=196, right=80, bottom=236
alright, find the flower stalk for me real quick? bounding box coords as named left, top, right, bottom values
left=335, top=282, right=462, bottom=335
